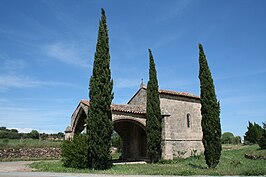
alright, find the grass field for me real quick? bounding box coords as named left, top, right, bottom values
left=30, top=144, right=266, bottom=176
left=0, top=139, right=61, bottom=149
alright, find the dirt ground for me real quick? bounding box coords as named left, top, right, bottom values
left=0, top=161, right=33, bottom=172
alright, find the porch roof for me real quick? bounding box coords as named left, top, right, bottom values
left=81, top=100, right=146, bottom=115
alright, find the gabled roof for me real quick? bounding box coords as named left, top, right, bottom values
left=158, top=89, right=200, bottom=99
left=81, top=100, right=146, bottom=115
left=127, top=85, right=200, bottom=104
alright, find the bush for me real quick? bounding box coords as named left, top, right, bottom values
left=0, top=130, right=21, bottom=139
left=111, top=132, right=121, bottom=152
left=221, top=132, right=234, bottom=144
left=258, top=130, right=266, bottom=149
left=60, top=134, right=88, bottom=169
left=234, top=136, right=242, bottom=144
left=28, top=130, right=39, bottom=139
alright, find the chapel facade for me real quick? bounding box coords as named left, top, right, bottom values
left=65, top=84, right=204, bottom=160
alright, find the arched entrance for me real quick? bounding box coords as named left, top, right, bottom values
left=66, top=100, right=147, bottom=160
left=114, top=119, right=147, bottom=160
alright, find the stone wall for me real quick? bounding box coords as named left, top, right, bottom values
left=127, top=87, right=204, bottom=159
left=160, top=94, right=204, bottom=159
left=128, top=88, right=147, bottom=106
left=0, top=148, right=60, bottom=160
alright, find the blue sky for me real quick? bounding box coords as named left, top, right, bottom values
left=0, top=0, right=265, bottom=137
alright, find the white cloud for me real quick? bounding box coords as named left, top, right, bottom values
left=156, top=0, right=193, bottom=23
left=9, top=127, right=34, bottom=133
left=115, top=78, right=140, bottom=89
left=151, top=32, right=184, bottom=50
left=0, top=105, right=70, bottom=133
left=46, top=42, right=91, bottom=68
left=0, top=55, right=28, bottom=74
left=0, top=74, right=74, bottom=91
left=221, top=94, right=266, bottom=105
left=0, top=98, right=8, bottom=104
left=0, top=75, right=40, bottom=90
left=215, top=69, right=266, bottom=80
left=9, top=127, right=58, bottom=134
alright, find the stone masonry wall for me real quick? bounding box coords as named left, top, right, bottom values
left=0, top=148, right=60, bottom=160
left=160, top=94, right=204, bottom=159
left=128, top=88, right=147, bottom=106
left=127, top=88, right=204, bottom=159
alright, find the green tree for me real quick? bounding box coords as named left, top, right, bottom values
left=0, top=127, right=7, bottom=131
left=10, top=129, right=18, bottom=133
left=258, top=129, right=266, bottom=149
left=57, top=132, right=65, bottom=138
left=29, top=130, right=39, bottom=139
left=221, top=132, right=234, bottom=144
left=87, top=8, right=114, bottom=170
left=198, top=44, right=222, bottom=168
left=146, top=49, right=162, bottom=163
left=244, top=121, right=263, bottom=144
left=111, top=132, right=121, bottom=152
left=234, top=136, right=242, bottom=144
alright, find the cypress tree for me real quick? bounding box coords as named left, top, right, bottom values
left=198, top=44, right=221, bottom=168
left=87, top=9, right=113, bottom=170
left=146, top=49, right=162, bottom=163
left=244, top=121, right=263, bottom=144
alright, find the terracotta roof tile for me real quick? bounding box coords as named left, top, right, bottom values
left=112, top=104, right=146, bottom=114
left=139, top=85, right=199, bottom=99
left=159, top=89, right=200, bottom=99
left=81, top=100, right=146, bottom=115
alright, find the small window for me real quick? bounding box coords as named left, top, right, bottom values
left=187, top=113, right=191, bottom=128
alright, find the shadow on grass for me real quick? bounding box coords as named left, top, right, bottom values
left=188, top=163, right=208, bottom=170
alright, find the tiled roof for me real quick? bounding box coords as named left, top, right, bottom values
left=112, top=104, right=146, bottom=114
left=81, top=100, right=146, bottom=115
left=139, top=85, right=199, bottom=99
left=159, top=89, right=200, bottom=99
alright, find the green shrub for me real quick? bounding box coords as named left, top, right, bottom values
left=234, top=136, right=241, bottom=144
left=221, top=132, right=234, bottom=144
left=61, top=134, right=88, bottom=169
left=258, top=130, right=266, bottom=149
left=28, top=130, right=39, bottom=139
left=111, top=132, right=121, bottom=152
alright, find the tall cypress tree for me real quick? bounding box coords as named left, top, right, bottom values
left=198, top=44, right=221, bottom=168
left=244, top=121, right=263, bottom=144
left=87, top=9, right=113, bottom=170
left=146, top=49, right=162, bottom=163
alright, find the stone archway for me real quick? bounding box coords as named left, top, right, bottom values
left=114, top=119, right=147, bottom=160
left=65, top=100, right=147, bottom=160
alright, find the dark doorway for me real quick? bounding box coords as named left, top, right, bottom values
left=114, top=119, right=147, bottom=160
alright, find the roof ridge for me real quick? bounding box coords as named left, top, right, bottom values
left=131, top=86, right=200, bottom=99
left=158, top=89, right=199, bottom=99
left=80, top=100, right=146, bottom=115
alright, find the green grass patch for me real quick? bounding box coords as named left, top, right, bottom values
left=111, top=152, right=121, bottom=160
left=30, top=145, right=266, bottom=175
left=0, top=139, right=61, bottom=149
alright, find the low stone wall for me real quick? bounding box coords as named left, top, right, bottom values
left=245, top=154, right=266, bottom=160
left=0, top=148, right=60, bottom=160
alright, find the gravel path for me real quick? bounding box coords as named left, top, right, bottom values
left=0, top=161, right=33, bottom=172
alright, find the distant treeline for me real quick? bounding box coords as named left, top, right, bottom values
left=0, top=127, right=64, bottom=140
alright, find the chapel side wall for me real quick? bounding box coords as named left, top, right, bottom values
left=160, top=94, right=204, bottom=158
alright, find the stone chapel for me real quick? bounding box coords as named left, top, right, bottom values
left=65, top=84, right=204, bottom=160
